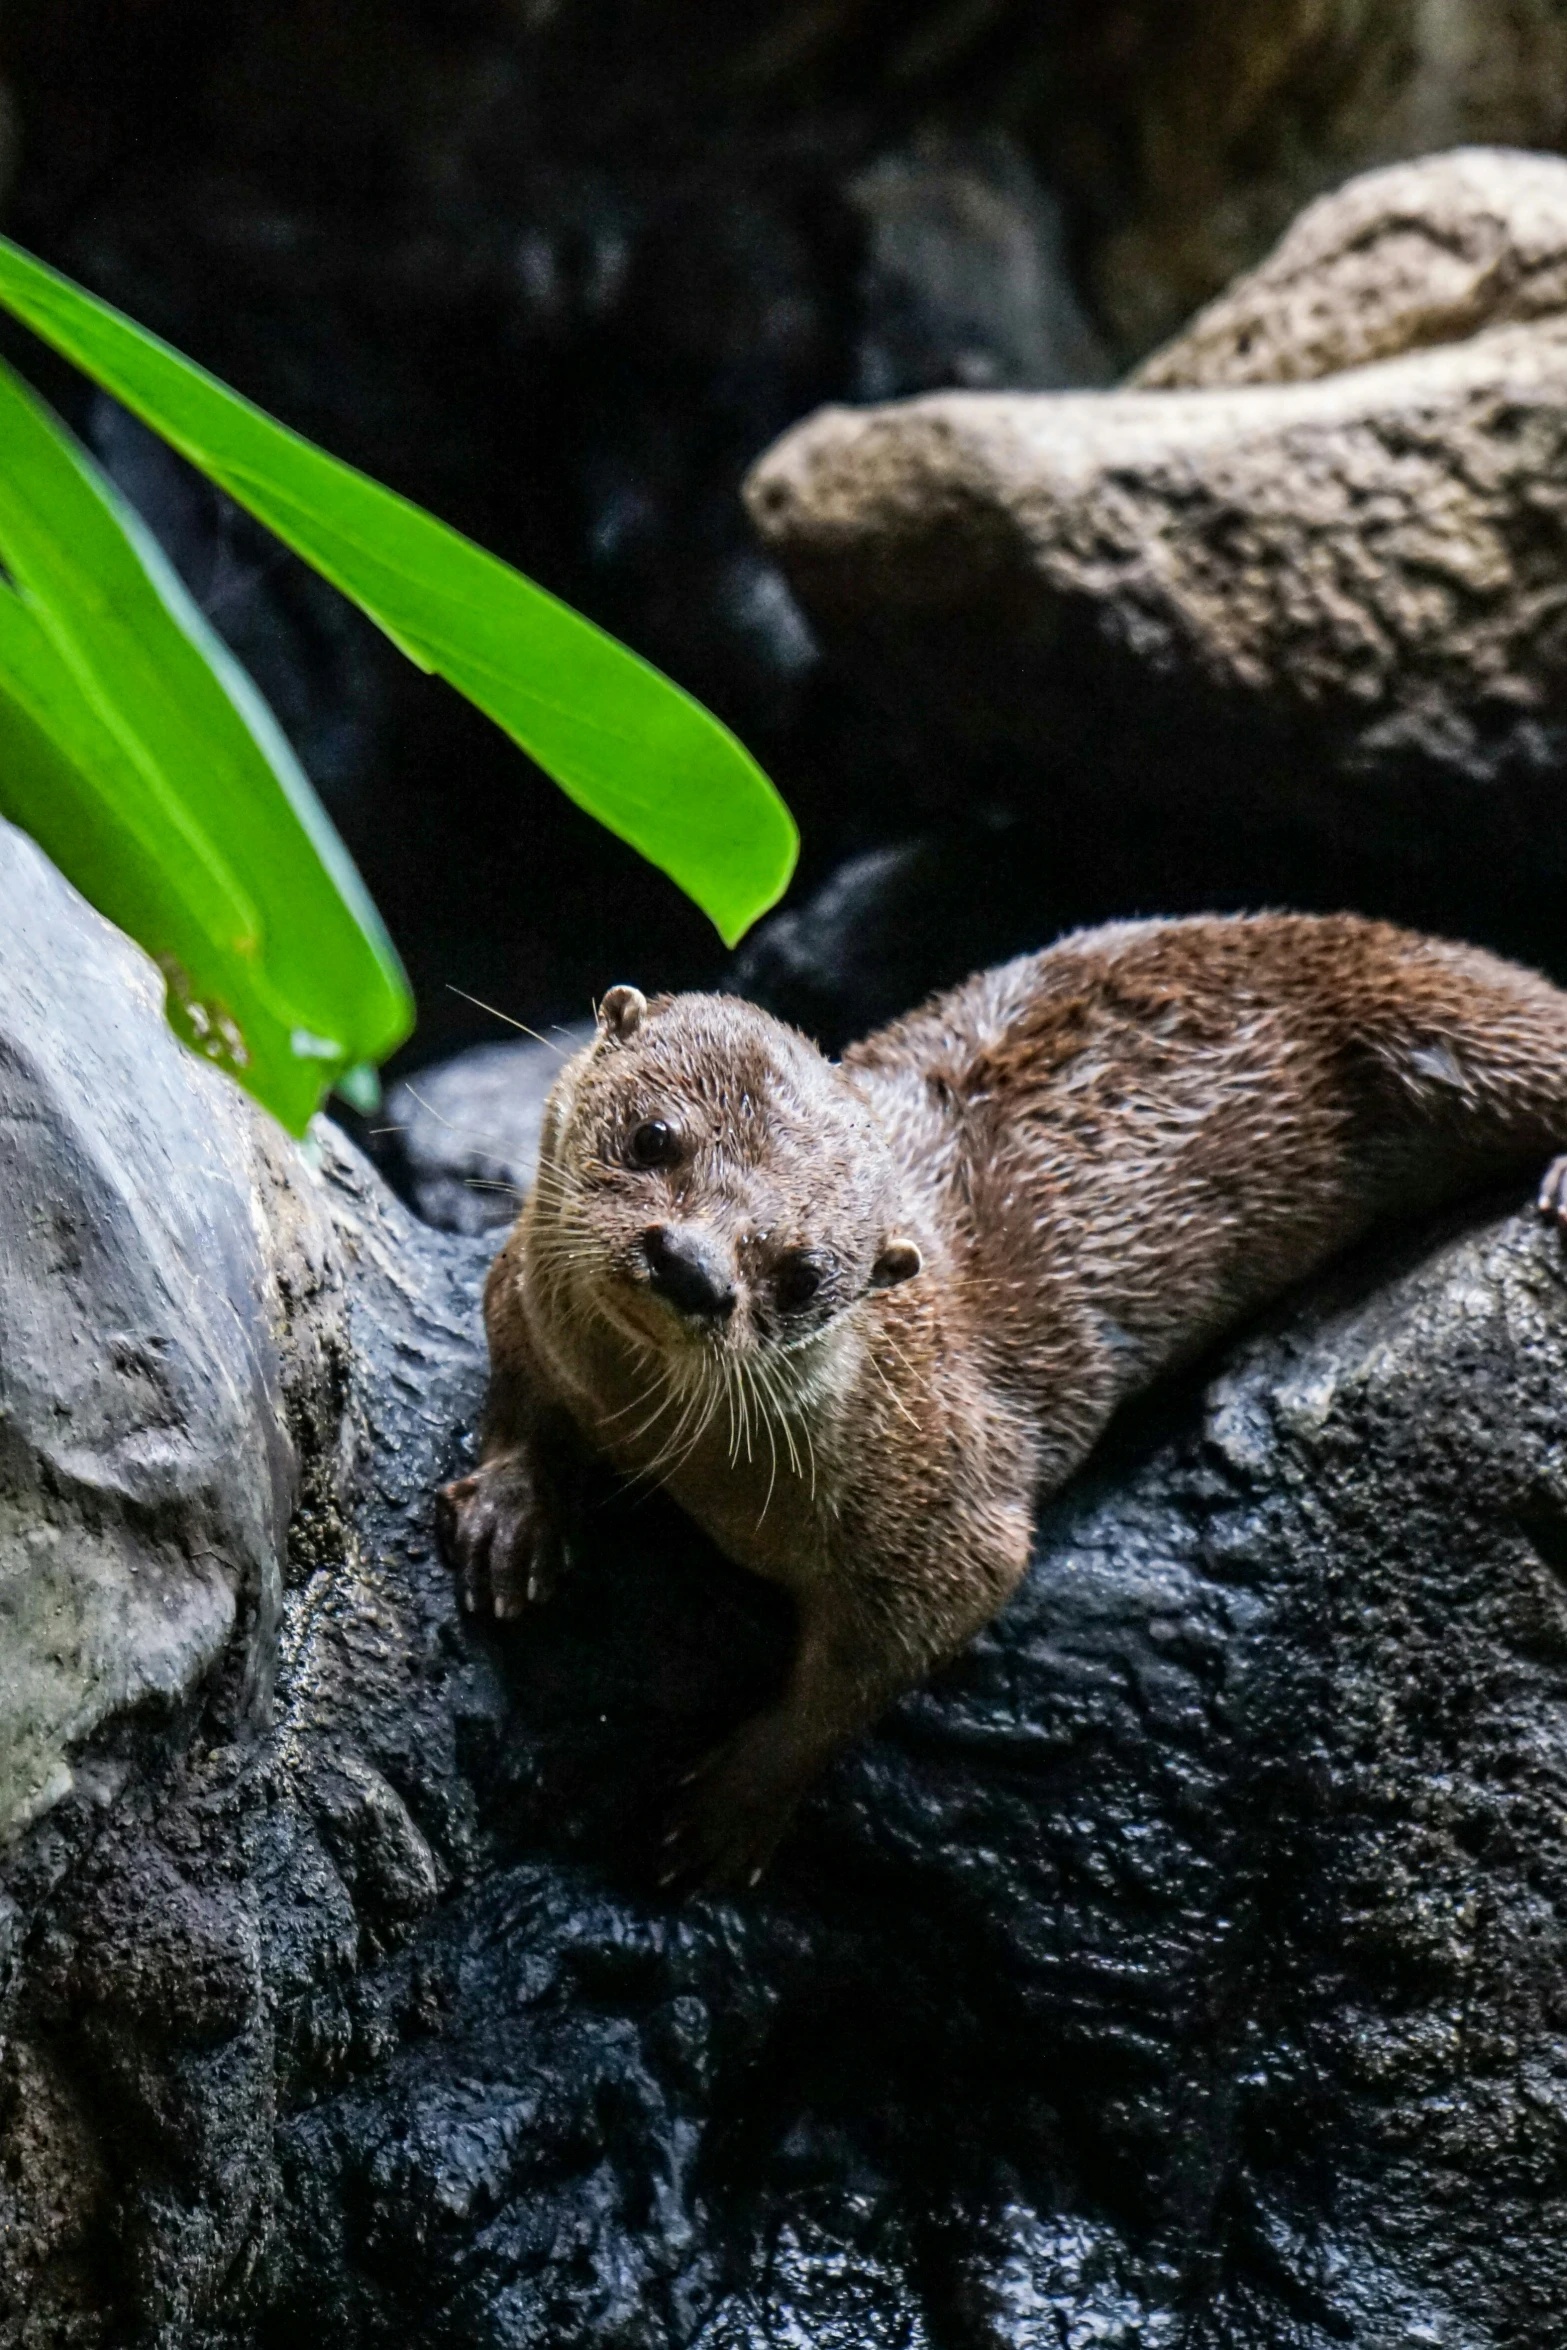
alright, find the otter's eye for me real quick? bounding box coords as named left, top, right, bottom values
left=627, top=1119, right=681, bottom=1170
left=775, top=1252, right=825, bottom=1313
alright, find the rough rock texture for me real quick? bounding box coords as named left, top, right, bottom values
left=0, top=836, right=499, bottom=2347
left=12, top=847, right=1567, bottom=2343
left=1135, top=146, right=1567, bottom=390
left=746, top=289, right=1567, bottom=974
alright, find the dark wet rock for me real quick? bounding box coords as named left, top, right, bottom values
left=10, top=825, right=1567, bottom=2344
left=236, top=1196, right=1567, bottom=2346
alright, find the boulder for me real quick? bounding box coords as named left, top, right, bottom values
left=0, top=821, right=341, bottom=1846
left=10, top=821, right=1567, bottom=2343
left=0, top=821, right=498, bottom=2346
left=745, top=206, right=1567, bottom=941
left=266, top=1194, right=1567, bottom=2349
left=1134, top=146, right=1567, bottom=389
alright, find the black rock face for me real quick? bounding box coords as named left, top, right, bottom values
left=7, top=826, right=1567, bottom=2346
left=240, top=1190, right=1567, bottom=2348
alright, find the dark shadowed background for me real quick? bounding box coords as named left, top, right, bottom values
left=8, top=0, right=1567, bottom=1076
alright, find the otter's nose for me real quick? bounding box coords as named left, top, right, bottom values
left=642, top=1224, right=737, bottom=1322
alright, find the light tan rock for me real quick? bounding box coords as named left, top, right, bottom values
left=746, top=315, right=1567, bottom=781
left=1135, top=147, right=1567, bottom=389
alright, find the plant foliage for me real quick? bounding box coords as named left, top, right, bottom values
left=0, top=236, right=798, bottom=946
left=0, top=237, right=799, bottom=1132
left=0, top=355, right=411, bottom=1133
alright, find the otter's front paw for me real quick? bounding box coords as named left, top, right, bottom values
left=659, top=1712, right=812, bottom=1895
left=437, top=1452, right=563, bottom=1621
left=1540, top=1156, right=1567, bottom=1230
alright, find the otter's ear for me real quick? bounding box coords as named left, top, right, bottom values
left=598, top=985, right=647, bottom=1043
left=870, top=1236, right=922, bottom=1289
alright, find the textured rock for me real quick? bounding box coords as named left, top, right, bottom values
left=224, top=1196, right=1567, bottom=2347
left=9, top=819, right=1567, bottom=2341
left=746, top=313, right=1567, bottom=831
left=0, top=818, right=342, bottom=1844
left=1135, top=146, right=1567, bottom=390
left=0, top=826, right=497, bottom=2346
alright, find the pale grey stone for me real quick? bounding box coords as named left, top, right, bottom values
left=0, top=818, right=341, bottom=1840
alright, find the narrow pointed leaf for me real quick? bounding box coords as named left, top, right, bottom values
left=0, top=235, right=799, bottom=946
left=0, top=357, right=412, bottom=1134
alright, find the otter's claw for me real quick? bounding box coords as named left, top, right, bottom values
left=659, top=1713, right=811, bottom=1896
left=437, top=1453, right=561, bottom=1622
left=1539, top=1156, right=1567, bottom=1230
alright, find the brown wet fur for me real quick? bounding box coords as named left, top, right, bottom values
left=440, top=915, right=1567, bottom=1889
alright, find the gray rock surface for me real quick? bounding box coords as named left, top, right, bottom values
left=1135, top=146, right=1567, bottom=390
left=10, top=828, right=1567, bottom=2344
left=0, top=819, right=342, bottom=1845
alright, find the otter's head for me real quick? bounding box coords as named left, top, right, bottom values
left=527, top=985, right=921, bottom=1373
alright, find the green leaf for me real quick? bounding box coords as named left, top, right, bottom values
left=0, top=234, right=799, bottom=946
left=0, top=356, right=413, bottom=1134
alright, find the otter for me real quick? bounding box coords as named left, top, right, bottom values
left=440, top=913, right=1567, bottom=1888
